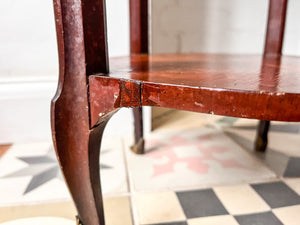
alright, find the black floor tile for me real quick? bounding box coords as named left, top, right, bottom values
left=261, top=150, right=290, bottom=176
left=251, top=181, right=300, bottom=208
left=284, top=157, right=300, bottom=177
left=176, top=189, right=228, bottom=219
left=235, top=211, right=283, bottom=225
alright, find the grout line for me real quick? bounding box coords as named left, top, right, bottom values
left=121, top=137, right=139, bottom=225
left=120, top=138, right=131, bottom=194
left=281, top=177, right=300, bottom=195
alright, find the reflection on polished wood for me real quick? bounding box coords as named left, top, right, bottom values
left=51, top=0, right=293, bottom=224
left=89, top=53, right=300, bottom=126
left=105, top=53, right=300, bottom=93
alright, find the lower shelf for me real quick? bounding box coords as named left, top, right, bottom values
left=89, top=53, right=300, bottom=126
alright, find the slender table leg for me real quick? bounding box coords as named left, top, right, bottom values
left=131, top=107, right=145, bottom=154
left=255, top=120, right=270, bottom=152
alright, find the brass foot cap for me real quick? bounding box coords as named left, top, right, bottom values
left=130, top=138, right=145, bottom=154
left=255, top=137, right=267, bottom=152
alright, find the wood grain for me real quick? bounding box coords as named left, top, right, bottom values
left=89, top=53, right=300, bottom=127
left=51, top=0, right=109, bottom=224
left=51, top=0, right=293, bottom=224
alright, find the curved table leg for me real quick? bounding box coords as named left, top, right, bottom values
left=52, top=93, right=116, bottom=225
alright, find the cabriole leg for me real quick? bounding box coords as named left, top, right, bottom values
left=52, top=94, right=116, bottom=225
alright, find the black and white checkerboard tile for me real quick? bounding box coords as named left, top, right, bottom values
left=137, top=180, right=300, bottom=225
left=1, top=117, right=300, bottom=225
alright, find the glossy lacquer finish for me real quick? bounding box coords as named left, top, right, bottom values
left=51, top=0, right=110, bottom=224
left=256, top=0, right=288, bottom=152
left=51, top=0, right=293, bottom=224
left=89, top=53, right=300, bottom=126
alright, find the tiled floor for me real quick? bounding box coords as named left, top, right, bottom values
left=132, top=181, right=300, bottom=225
left=1, top=113, right=300, bottom=224
left=125, top=128, right=275, bottom=192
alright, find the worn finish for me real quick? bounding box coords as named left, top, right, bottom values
left=107, top=54, right=300, bottom=93
left=89, top=76, right=140, bottom=127
left=130, top=0, right=149, bottom=154
left=255, top=56, right=283, bottom=152
left=141, top=81, right=300, bottom=121
left=51, top=0, right=111, bottom=225
left=255, top=55, right=283, bottom=152
left=90, top=53, right=300, bottom=127
left=51, top=0, right=294, bottom=224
